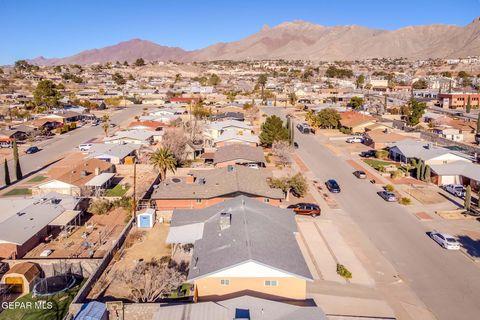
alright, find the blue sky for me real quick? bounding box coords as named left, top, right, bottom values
left=1, top=0, right=479, bottom=65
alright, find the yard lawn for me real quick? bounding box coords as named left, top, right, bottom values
left=0, top=279, right=86, bottom=320
left=167, top=283, right=192, bottom=299
left=3, top=188, right=32, bottom=197
left=363, top=159, right=399, bottom=171
left=27, top=175, right=48, bottom=183
left=105, top=184, right=129, bottom=197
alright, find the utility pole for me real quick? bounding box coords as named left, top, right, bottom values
left=132, top=159, right=137, bottom=222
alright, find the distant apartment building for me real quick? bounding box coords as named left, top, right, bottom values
left=438, top=92, right=480, bottom=109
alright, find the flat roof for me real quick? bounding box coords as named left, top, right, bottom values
left=85, top=173, right=115, bottom=187
left=49, top=210, right=82, bottom=226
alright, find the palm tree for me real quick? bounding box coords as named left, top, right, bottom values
left=257, top=74, right=268, bottom=103
left=102, top=114, right=110, bottom=136
left=150, top=147, right=177, bottom=180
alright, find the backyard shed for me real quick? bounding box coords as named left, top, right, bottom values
left=137, top=208, right=156, bottom=228
left=0, top=262, right=41, bottom=294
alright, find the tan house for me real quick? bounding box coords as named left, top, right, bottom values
left=339, top=111, right=377, bottom=133
left=167, top=196, right=313, bottom=301
left=32, top=158, right=115, bottom=196
left=213, top=144, right=265, bottom=167
left=151, top=165, right=284, bottom=210
left=363, top=129, right=410, bottom=149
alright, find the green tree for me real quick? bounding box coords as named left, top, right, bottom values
left=424, top=165, right=431, bottom=182
left=0, top=67, right=3, bottom=74
left=208, top=73, right=221, bottom=86
left=124, top=60, right=129, bottom=66
left=412, top=79, right=428, bottom=89
left=348, top=96, right=364, bottom=110
left=317, top=108, right=341, bottom=129
left=288, top=92, right=297, bottom=106
left=33, top=80, right=61, bottom=110
left=102, top=114, right=110, bottom=136
left=466, top=96, right=472, bottom=114
left=465, top=185, right=472, bottom=211
left=4, top=158, right=10, bottom=186
left=14, top=60, right=35, bottom=72
left=258, top=74, right=268, bottom=102
left=356, top=74, right=365, bottom=89
left=416, top=161, right=422, bottom=180
left=12, top=140, right=22, bottom=180
left=405, top=98, right=426, bottom=126
left=112, top=72, right=126, bottom=85
left=150, top=147, right=177, bottom=180
left=134, top=58, right=145, bottom=66
left=289, top=173, right=308, bottom=197
left=259, top=115, right=289, bottom=146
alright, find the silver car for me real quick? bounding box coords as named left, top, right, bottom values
left=430, top=232, right=461, bottom=250
left=378, top=191, right=397, bottom=202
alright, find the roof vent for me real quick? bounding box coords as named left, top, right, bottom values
left=227, top=165, right=235, bottom=173
left=219, top=212, right=231, bottom=230
left=50, top=198, right=61, bottom=204
left=17, top=212, right=26, bottom=216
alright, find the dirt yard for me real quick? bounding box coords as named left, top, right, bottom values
left=25, top=208, right=128, bottom=259
left=88, top=222, right=172, bottom=300
left=407, top=188, right=447, bottom=205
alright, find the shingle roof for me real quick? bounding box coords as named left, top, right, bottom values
left=208, top=120, right=252, bottom=131
left=169, top=196, right=312, bottom=281
left=340, top=111, right=376, bottom=128
left=390, top=139, right=470, bottom=161
left=430, top=161, right=480, bottom=181
left=213, top=131, right=259, bottom=144
left=213, top=144, right=265, bottom=164
left=87, top=143, right=139, bottom=159
left=151, top=165, right=284, bottom=200
left=153, top=295, right=326, bottom=320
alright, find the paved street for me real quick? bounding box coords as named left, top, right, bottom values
left=264, top=107, right=480, bottom=320
left=0, top=105, right=148, bottom=187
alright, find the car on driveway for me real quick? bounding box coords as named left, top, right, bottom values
left=444, top=184, right=466, bottom=197
left=360, top=150, right=376, bottom=158
left=325, top=179, right=341, bottom=193
left=353, top=170, right=367, bottom=179
left=346, top=137, right=363, bottom=143
left=25, top=146, right=40, bottom=154
left=430, top=231, right=461, bottom=250
left=287, top=203, right=321, bottom=217
left=378, top=191, right=397, bottom=202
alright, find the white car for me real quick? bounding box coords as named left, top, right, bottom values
left=444, top=184, right=466, bottom=197
left=78, top=143, right=93, bottom=152
left=430, top=232, right=461, bottom=250
left=246, top=163, right=259, bottom=169
left=40, top=249, right=53, bottom=257
left=346, top=137, right=363, bottom=143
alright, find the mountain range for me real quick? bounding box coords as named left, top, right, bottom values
left=29, top=17, right=480, bottom=65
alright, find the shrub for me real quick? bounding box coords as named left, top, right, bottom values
left=399, top=197, right=412, bottom=205
left=336, top=263, right=352, bottom=279
left=89, top=199, right=113, bottom=215
left=375, top=150, right=389, bottom=160
left=391, top=170, right=403, bottom=179
left=385, top=184, right=395, bottom=192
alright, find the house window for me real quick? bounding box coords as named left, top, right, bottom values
left=220, top=279, right=230, bottom=286
left=263, top=198, right=270, bottom=203
left=196, top=199, right=202, bottom=204
left=264, top=280, right=278, bottom=287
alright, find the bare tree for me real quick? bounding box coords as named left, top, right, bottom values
left=162, top=128, right=188, bottom=163
left=118, top=258, right=186, bottom=302
left=272, top=141, right=292, bottom=166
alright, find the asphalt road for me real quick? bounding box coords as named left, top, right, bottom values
left=263, top=107, right=480, bottom=320
left=0, top=105, right=147, bottom=186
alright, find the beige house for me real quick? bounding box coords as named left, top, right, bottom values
left=167, top=196, right=312, bottom=302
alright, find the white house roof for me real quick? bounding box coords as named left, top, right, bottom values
left=213, top=131, right=259, bottom=144
left=85, top=173, right=115, bottom=187
left=390, top=139, right=470, bottom=161
left=104, top=129, right=154, bottom=142
left=88, top=143, right=139, bottom=159
left=430, top=161, right=480, bottom=181
left=208, top=120, right=252, bottom=131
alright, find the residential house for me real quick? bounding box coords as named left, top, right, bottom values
left=339, top=111, right=377, bottom=133
left=31, top=158, right=115, bottom=196
left=127, top=120, right=169, bottom=131
left=363, top=129, right=410, bottom=149
left=389, top=140, right=471, bottom=165
left=213, top=144, right=265, bottom=167
left=152, top=296, right=325, bottom=320
left=104, top=129, right=161, bottom=145
left=166, top=196, right=313, bottom=301
left=151, top=165, right=284, bottom=210
left=0, top=193, right=85, bottom=259
left=213, top=112, right=245, bottom=122
left=87, top=143, right=139, bottom=164
left=205, top=120, right=253, bottom=139
left=213, top=131, right=259, bottom=147
left=433, top=127, right=464, bottom=142
left=430, top=161, right=480, bottom=188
